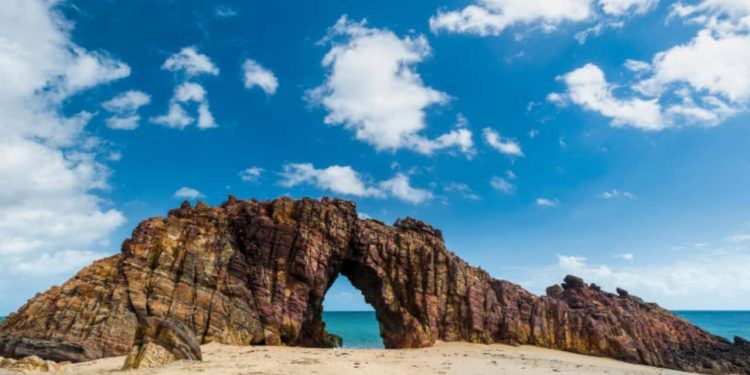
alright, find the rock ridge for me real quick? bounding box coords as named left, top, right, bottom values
left=0, top=197, right=748, bottom=374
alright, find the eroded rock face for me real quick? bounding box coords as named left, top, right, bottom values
left=122, top=317, right=201, bottom=369
left=0, top=197, right=748, bottom=374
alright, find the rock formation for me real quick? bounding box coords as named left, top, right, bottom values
left=0, top=355, right=67, bottom=373
left=121, top=317, right=202, bottom=369
left=0, top=197, right=748, bottom=374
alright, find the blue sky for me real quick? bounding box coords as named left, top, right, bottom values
left=1, top=0, right=750, bottom=314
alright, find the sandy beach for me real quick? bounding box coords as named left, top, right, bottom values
left=58, top=342, right=691, bottom=375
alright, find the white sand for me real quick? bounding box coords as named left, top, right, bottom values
left=62, top=342, right=692, bottom=375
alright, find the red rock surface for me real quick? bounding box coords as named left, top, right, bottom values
left=0, top=197, right=748, bottom=374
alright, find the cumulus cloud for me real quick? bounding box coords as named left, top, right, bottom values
left=549, top=64, right=664, bottom=130
left=101, top=90, right=151, bottom=130
left=153, top=48, right=218, bottom=129
left=280, top=163, right=383, bottom=197
left=430, top=0, right=594, bottom=36
left=162, top=46, right=219, bottom=77
left=239, top=167, right=264, bottom=183
left=600, top=0, right=658, bottom=16
left=151, top=82, right=216, bottom=129
left=0, top=0, right=128, bottom=311
left=671, top=0, right=750, bottom=35
left=429, top=0, right=660, bottom=39
left=637, top=31, right=750, bottom=104
left=174, top=187, right=205, bottom=200
left=483, top=128, right=524, bottom=156
left=307, top=16, right=472, bottom=156
left=243, top=59, right=278, bottom=95
left=379, top=174, right=434, bottom=204
left=553, top=2, right=750, bottom=130
left=279, top=163, right=433, bottom=204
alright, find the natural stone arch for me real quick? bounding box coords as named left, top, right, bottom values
left=0, top=197, right=749, bottom=374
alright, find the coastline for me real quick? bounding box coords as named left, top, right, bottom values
left=61, top=342, right=691, bottom=375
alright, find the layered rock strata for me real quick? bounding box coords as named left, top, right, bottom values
left=0, top=197, right=748, bottom=374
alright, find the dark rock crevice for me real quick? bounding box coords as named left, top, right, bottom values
left=0, top=197, right=748, bottom=374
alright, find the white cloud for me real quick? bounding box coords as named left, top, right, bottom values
left=550, top=64, right=664, bottom=130
left=671, top=0, right=750, bottom=35
left=280, top=163, right=382, bottom=197
left=490, top=176, right=515, bottom=194
left=412, top=125, right=475, bottom=156
left=279, top=163, right=433, bottom=204
left=637, top=31, right=750, bottom=104
left=162, top=46, right=219, bottom=77
left=243, top=59, right=278, bottom=95
left=308, top=16, right=471, bottom=156
left=155, top=48, right=219, bottom=130
left=557, top=255, right=587, bottom=270
left=174, top=187, right=205, bottom=200
left=597, top=189, right=636, bottom=199
left=429, top=0, right=659, bottom=40
left=379, top=173, right=434, bottom=204
left=101, top=90, right=151, bottom=130
left=600, top=0, right=658, bottom=16
left=151, top=82, right=216, bottom=129
left=624, top=59, right=652, bottom=73
left=536, top=198, right=558, bottom=207
left=430, top=0, right=594, bottom=36
left=554, top=3, right=750, bottom=130
left=483, top=128, right=524, bottom=156
left=239, top=167, right=264, bottom=183
left=14, top=250, right=101, bottom=276
left=0, top=0, right=128, bottom=310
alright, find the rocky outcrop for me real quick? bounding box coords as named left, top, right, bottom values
left=0, top=197, right=748, bottom=374
left=122, top=317, right=201, bottom=369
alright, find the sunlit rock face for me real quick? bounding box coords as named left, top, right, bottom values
left=0, top=197, right=748, bottom=374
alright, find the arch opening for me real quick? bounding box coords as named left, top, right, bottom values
left=321, top=275, right=383, bottom=348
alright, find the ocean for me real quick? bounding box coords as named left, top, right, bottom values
left=323, top=311, right=383, bottom=348
left=1, top=312, right=747, bottom=349
left=674, top=311, right=750, bottom=342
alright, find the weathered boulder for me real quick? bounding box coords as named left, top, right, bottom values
left=323, top=333, right=343, bottom=348
left=122, top=317, right=201, bottom=370
left=545, top=284, right=563, bottom=298
left=0, top=197, right=748, bottom=374
left=0, top=355, right=67, bottom=373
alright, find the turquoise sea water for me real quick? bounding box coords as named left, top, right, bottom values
left=674, top=311, right=750, bottom=341
left=1, top=312, right=747, bottom=349
left=323, top=311, right=383, bottom=349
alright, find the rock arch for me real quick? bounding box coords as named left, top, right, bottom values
left=1, top=197, right=749, bottom=374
